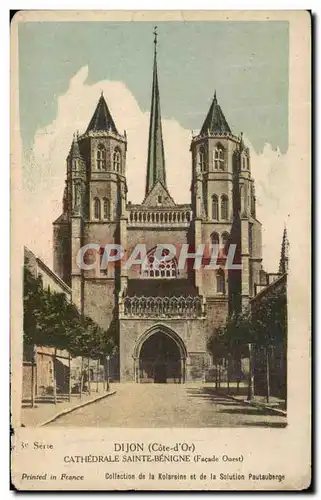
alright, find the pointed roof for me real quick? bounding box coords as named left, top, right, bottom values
left=145, top=28, right=167, bottom=197
left=200, top=92, right=232, bottom=135
left=86, top=92, right=118, bottom=134
left=67, top=133, right=81, bottom=158
left=278, top=226, right=289, bottom=274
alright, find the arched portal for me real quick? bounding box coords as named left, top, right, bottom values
left=133, top=326, right=187, bottom=384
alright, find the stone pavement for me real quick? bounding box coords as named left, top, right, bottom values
left=47, top=383, right=287, bottom=428
left=21, top=387, right=116, bottom=427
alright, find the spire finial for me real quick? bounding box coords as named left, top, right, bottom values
left=153, top=26, right=158, bottom=53
left=101, top=90, right=103, bottom=97
left=214, top=90, right=217, bottom=102
left=279, top=224, right=289, bottom=274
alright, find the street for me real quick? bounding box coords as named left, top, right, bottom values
left=47, top=384, right=287, bottom=427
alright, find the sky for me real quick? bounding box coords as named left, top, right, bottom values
left=18, top=20, right=290, bottom=273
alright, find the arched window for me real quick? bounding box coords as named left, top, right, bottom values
left=142, top=247, right=179, bottom=279
left=221, top=195, right=228, bottom=220
left=94, top=198, right=101, bottom=220
left=214, top=146, right=225, bottom=170
left=216, top=269, right=225, bottom=294
left=211, top=232, right=219, bottom=250
left=199, top=147, right=206, bottom=172
left=96, top=144, right=106, bottom=170
left=221, top=232, right=230, bottom=255
left=212, top=195, right=219, bottom=220
left=113, top=149, right=121, bottom=172
left=98, top=246, right=108, bottom=276
left=103, top=198, right=110, bottom=220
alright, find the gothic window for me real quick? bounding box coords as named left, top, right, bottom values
left=211, top=232, right=219, bottom=246
left=221, top=195, right=229, bottom=220
left=251, top=185, right=256, bottom=217
left=94, top=197, right=101, bottom=220
left=113, top=148, right=121, bottom=172
left=98, top=246, right=108, bottom=276
left=242, top=157, right=246, bottom=170
left=103, top=198, right=110, bottom=220
left=212, top=195, right=219, bottom=220
left=249, top=224, right=253, bottom=254
left=216, top=269, right=225, bottom=294
left=96, top=144, right=106, bottom=170
left=222, top=232, right=230, bottom=255
left=247, top=157, right=250, bottom=170
left=141, top=247, right=179, bottom=279
left=199, top=147, right=206, bottom=172
left=214, top=145, right=225, bottom=170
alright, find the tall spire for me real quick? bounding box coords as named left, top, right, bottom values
left=145, top=26, right=167, bottom=197
left=279, top=226, right=289, bottom=274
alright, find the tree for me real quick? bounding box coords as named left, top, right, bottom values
left=250, top=286, right=287, bottom=346
left=23, top=265, right=116, bottom=358
left=207, top=324, right=226, bottom=363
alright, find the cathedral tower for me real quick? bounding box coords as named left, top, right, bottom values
left=190, top=92, right=237, bottom=297
left=53, top=92, right=127, bottom=326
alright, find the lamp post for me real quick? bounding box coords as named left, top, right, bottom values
left=247, top=343, right=254, bottom=401
left=106, top=355, right=110, bottom=392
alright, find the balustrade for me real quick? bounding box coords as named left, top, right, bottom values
left=122, top=295, right=203, bottom=318
left=129, top=209, right=191, bottom=225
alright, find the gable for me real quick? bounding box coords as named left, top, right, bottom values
left=142, top=181, right=176, bottom=207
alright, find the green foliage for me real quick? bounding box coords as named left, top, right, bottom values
left=207, top=285, right=287, bottom=358
left=206, top=324, right=226, bottom=362
left=23, top=264, right=115, bottom=357
left=251, top=286, right=287, bottom=346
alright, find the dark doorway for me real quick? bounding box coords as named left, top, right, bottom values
left=154, top=363, right=167, bottom=383
left=139, top=332, right=182, bottom=383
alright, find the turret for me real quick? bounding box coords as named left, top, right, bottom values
left=78, top=92, right=127, bottom=221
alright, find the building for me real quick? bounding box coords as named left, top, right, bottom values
left=23, top=247, right=72, bottom=399
left=53, top=34, right=263, bottom=382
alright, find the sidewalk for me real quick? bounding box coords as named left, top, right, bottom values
left=21, top=387, right=116, bottom=427
left=202, top=384, right=286, bottom=416
left=227, top=393, right=287, bottom=416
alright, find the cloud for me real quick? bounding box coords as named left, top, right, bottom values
left=22, top=66, right=292, bottom=273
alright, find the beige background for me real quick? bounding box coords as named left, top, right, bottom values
left=11, top=10, right=311, bottom=491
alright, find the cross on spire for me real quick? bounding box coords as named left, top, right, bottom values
left=153, top=26, right=158, bottom=51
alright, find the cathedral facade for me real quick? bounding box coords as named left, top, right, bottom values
left=53, top=37, right=263, bottom=382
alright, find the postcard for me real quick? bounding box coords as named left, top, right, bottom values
left=11, top=10, right=311, bottom=490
